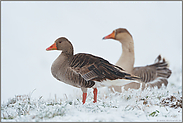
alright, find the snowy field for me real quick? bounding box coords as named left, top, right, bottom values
left=1, top=68, right=182, bottom=122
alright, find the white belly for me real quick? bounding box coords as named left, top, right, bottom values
left=93, top=79, right=139, bottom=88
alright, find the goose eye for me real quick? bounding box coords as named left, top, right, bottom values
left=59, top=41, right=62, bottom=43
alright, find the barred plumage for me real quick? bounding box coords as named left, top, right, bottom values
left=69, top=53, right=140, bottom=83
left=132, top=55, right=171, bottom=83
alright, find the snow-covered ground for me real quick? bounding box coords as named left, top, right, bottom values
left=1, top=68, right=182, bottom=122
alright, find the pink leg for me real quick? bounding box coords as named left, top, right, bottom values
left=82, top=93, right=87, bottom=104
left=93, top=88, right=97, bottom=103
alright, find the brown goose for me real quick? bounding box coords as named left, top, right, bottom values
left=46, top=37, right=140, bottom=104
left=103, top=28, right=172, bottom=92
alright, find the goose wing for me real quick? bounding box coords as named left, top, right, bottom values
left=69, top=53, right=139, bottom=82
left=133, top=55, right=172, bottom=83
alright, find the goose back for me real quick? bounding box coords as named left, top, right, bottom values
left=69, top=53, right=137, bottom=82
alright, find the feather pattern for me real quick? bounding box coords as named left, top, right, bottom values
left=132, top=55, right=172, bottom=83
left=69, top=53, right=139, bottom=83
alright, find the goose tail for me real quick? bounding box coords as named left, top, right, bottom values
left=153, top=55, right=172, bottom=78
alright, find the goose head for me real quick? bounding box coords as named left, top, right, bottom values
left=103, top=28, right=133, bottom=43
left=46, top=37, right=73, bottom=55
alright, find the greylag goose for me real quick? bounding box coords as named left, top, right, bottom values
left=46, top=37, right=140, bottom=104
left=103, top=28, right=172, bottom=92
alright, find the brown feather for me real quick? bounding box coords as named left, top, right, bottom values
left=69, top=53, right=139, bottom=82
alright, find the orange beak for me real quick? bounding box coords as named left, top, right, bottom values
left=46, top=43, right=57, bottom=51
left=102, top=31, right=115, bottom=39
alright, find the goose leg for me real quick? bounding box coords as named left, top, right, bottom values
left=93, top=88, right=97, bottom=103
left=81, top=87, right=87, bottom=104
left=82, top=93, right=87, bottom=104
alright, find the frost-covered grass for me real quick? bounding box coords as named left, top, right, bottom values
left=1, top=68, right=182, bottom=122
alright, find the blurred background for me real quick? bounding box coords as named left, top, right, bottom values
left=1, top=1, right=182, bottom=103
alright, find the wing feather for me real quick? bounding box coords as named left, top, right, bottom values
left=69, top=53, right=139, bottom=82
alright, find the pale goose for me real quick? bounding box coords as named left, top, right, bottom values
left=103, top=28, right=172, bottom=92
left=46, top=37, right=140, bottom=104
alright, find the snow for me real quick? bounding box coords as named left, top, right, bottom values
left=1, top=68, right=182, bottom=122
left=1, top=1, right=182, bottom=103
